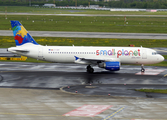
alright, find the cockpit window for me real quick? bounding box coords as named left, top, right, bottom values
left=152, top=52, right=157, bottom=55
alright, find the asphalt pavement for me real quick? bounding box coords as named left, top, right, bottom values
left=0, top=62, right=166, bottom=120
left=1, top=13, right=167, bottom=17
left=1, top=30, right=167, bottom=39
left=0, top=62, right=166, bottom=99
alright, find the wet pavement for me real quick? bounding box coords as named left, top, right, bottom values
left=0, top=62, right=166, bottom=99
left=0, top=62, right=166, bottom=120
left=63, top=84, right=167, bottom=99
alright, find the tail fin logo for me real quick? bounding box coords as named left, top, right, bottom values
left=14, top=35, right=24, bottom=44
left=11, top=21, right=39, bottom=46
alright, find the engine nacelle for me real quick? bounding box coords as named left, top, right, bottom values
left=98, top=61, right=120, bottom=71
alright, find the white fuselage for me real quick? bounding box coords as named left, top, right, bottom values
left=8, top=43, right=164, bottom=65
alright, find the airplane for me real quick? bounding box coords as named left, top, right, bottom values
left=8, top=20, right=164, bottom=73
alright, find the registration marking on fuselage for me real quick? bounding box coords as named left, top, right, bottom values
left=136, top=69, right=165, bottom=75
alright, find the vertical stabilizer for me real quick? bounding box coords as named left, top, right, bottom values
left=10, top=20, right=39, bottom=46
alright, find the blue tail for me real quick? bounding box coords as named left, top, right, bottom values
left=10, top=20, right=39, bottom=46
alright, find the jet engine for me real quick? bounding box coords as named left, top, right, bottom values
left=98, top=61, right=120, bottom=71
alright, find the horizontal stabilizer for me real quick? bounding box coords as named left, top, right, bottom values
left=15, top=49, right=29, bottom=52
left=8, top=47, right=29, bottom=53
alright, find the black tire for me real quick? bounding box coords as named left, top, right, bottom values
left=141, top=69, right=145, bottom=72
left=87, top=65, right=91, bottom=70
left=0, top=75, right=3, bottom=82
left=90, top=68, right=94, bottom=73
left=87, top=68, right=94, bottom=73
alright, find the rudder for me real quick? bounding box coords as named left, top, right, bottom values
left=10, top=20, right=39, bottom=46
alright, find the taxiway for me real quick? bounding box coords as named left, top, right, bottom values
left=1, top=13, right=167, bottom=17
left=0, top=62, right=167, bottom=120
left=1, top=30, right=167, bottom=39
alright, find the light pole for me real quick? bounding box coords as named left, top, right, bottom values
left=5, top=7, right=7, bottom=19
left=29, top=0, right=31, bottom=6
left=75, top=0, right=77, bottom=7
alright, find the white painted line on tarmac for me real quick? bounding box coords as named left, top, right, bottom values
left=136, top=69, right=165, bottom=75
left=63, top=105, right=112, bottom=117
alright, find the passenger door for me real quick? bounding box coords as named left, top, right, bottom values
left=142, top=49, right=147, bottom=59
left=38, top=48, right=43, bottom=59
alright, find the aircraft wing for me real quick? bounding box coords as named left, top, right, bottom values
left=74, top=56, right=120, bottom=64
left=79, top=58, right=105, bottom=62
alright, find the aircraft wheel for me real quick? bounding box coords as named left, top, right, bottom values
left=87, top=65, right=94, bottom=73
left=87, top=65, right=91, bottom=70
left=141, top=64, right=145, bottom=72
left=141, top=68, right=145, bottom=72
left=89, top=68, right=94, bottom=73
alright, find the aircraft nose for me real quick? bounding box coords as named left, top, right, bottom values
left=158, top=55, right=164, bottom=62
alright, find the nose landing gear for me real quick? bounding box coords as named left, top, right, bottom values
left=87, top=65, right=94, bottom=73
left=141, top=64, right=145, bottom=72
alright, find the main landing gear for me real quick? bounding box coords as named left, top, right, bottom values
left=87, top=65, right=94, bottom=73
left=141, top=64, right=145, bottom=72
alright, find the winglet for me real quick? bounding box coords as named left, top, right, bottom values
left=74, top=56, right=79, bottom=61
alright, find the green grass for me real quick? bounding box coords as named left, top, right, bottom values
left=1, top=6, right=167, bottom=15
left=135, top=89, right=167, bottom=94
left=5, top=57, right=50, bottom=63
left=2, top=36, right=167, bottom=48
left=1, top=15, right=167, bottom=33
left=163, top=55, right=167, bottom=59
